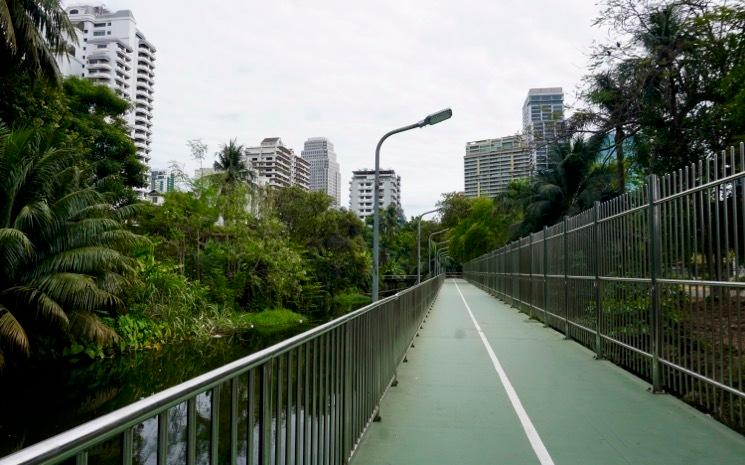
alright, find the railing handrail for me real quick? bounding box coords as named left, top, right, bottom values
left=0, top=276, right=443, bottom=465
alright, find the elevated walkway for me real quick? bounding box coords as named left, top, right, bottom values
left=351, top=279, right=745, bottom=465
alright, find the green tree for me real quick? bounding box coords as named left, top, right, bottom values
left=63, top=77, right=146, bottom=204
left=213, top=139, right=252, bottom=185
left=522, top=136, right=614, bottom=232
left=437, top=192, right=473, bottom=229
left=0, top=126, right=143, bottom=368
left=0, top=0, right=76, bottom=82
left=272, top=187, right=370, bottom=296
left=590, top=0, right=745, bottom=173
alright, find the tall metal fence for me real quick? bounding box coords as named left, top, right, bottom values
left=464, top=143, right=745, bottom=432
left=0, top=276, right=444, bottom=465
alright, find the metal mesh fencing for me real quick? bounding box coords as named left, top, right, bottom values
left=464, top=143, right=745, bottom=432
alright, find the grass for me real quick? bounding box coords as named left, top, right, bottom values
left=221, top=308, right=308, bottom=334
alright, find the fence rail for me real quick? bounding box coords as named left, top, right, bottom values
left=0, top=276, right=444, bottom=465
left=464, top=143, right=745, bottom=432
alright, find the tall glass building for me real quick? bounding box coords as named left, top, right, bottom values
left=522, top=88, right=565, bottom=173
left=301, top=137, right=341, bottom=206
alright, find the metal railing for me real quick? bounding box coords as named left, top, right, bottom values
left=0, top=276, right=444, bottom=465
left=464, top=143, right=745, bottom=432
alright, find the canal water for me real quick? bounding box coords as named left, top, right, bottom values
left=0, top=327, right=305, bottom=462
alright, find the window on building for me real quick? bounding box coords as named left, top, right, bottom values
left=69, top=9, right=78, bottom=13
left=93, top=31, right=105, bottom=36
left=94, top=22, right=106, bottom=27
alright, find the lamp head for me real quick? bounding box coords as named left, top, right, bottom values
left=420, top=108, right=452, bottom=127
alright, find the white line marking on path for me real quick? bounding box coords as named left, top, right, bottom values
left=454, top=281, right=555, bottom=465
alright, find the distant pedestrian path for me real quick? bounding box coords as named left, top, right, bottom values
left=351, top=279, right=745, bottom=465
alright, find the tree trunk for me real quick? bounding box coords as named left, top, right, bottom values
left=615, top=125, right=625, bottom=193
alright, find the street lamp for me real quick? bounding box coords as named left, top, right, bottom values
left=428, top=228, right=449, bottom=278
left=372, top=109, right=453, bottom=301
left=436, top=250, right=450, bottom=275
left=432, top=239, right=450, bottom=276
left=416, top=208, right=441, bottom=284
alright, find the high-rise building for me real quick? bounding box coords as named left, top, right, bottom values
left=349, top=169, right=402, bottom=220
left=149, top=169, right=175, bottom=193
left=57, top=4, right=156, bottom=165
left=146, top=169, right=174, bottom=205
left=244, top=138, right=310, bottom=190
left=301, top=137, right=341, bottom=206
left=522, top=87, right=564, bottom=173
left=464, top=135, right=531, bottom=198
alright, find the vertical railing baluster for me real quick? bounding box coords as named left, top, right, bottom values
left=248, top=370, right=256, bottom=465
left=123, top=427, right=134, bottom=465
left=210, top=384, right=221, bottom=465
left=543, top=226, right=549, bottom=326
left=75, top=451, right=88, bottom=465
left=260, top=362, right=272, bottom=465
left=186, top=398, right=196, bottom=465
left=563, top=216, right=570, bottom=338
left=594, top=201, right=603, bottom=358
left=158, top=410, right=168, bottom=465
left=230, top=377, right=239, bottom=465
left=343, top=324, right=352, bottom=462
left=648, top=174, right=663, bottom=392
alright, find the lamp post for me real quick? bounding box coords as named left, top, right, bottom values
left=428, top=229, right=449, bottom=278
left=416, top=208, right=441, bottom=284
left=372, top=108, right=452, bottom=301
left=436, top=250, right=450, bottom=275
left=433, top=240, right=450, bottom=275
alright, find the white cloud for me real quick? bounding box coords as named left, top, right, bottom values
left=99, top=0, right=605, bottom=216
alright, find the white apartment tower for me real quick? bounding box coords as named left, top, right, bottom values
left=464, top=135, right=531, bottom=198
left=522, top=87, right=564, bottom=173
left=349, top=169, right=402, bottom=220
left=301, top=137, right=341, bottom=206
left=57, top=4, right=155, bottom=165
left=244, top=138, right=310, bottom=190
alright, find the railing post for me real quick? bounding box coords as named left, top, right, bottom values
left=529, top=233, right=534, bottom=319
left=543, top=226, right=548, bottom=327
left=647, top=174, right=663, bottom=392
left=510, top=242, right=517, bottom=308
left=260, top=362, right=272, bottom=465
left=563, top=216, right=570, bottom=339
left=593, top=201, right=603, bottom=359
left=343, top=324, right=352, bottom=461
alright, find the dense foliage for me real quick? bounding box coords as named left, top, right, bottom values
left=0, top=126, right=143, bottom=367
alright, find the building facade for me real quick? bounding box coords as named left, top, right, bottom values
left=301, top=137, right=341, bottom=206
left=522, top=87, right=564, bottom=173
left=349, top=169, right=402, bottom=220
left=244, top=138, right=310, bottom=190
left=58, top=4, right=156, bottom=165
left=464, top=136, right=531, bottom=198
left=149, top=169, right=175, bottom=193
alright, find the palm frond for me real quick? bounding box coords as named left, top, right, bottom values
left=0, top=227, right=34, bottom=274
left=33, top=246, right=130, bottom=277
left=69, top=311, right=119, bottom=345
left=0, top=306, right=29, bottom=354
left=32, top=272, right=121, bottom=310
left=2, top=285, right=69, bottom=326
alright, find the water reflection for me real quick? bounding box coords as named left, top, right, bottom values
left=0, top=328, right=305, bottom=461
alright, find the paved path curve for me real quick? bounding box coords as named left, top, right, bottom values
left=351, top=279, right=745, bottom=465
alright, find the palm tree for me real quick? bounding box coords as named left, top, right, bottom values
left=523, top=135, right=614, bottom=231
left=213, top=139, right=252, bottom=185
left=575, top=68, right=640, bottom=193
left=0, top=0, right=77, bottom=82
left=0, top=126, right=143, bottom=368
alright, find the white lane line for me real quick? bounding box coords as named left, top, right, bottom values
left=454, top=281, right=555, bottom=465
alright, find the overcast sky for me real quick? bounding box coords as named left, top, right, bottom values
left=92, top=0, right=608, bottom=217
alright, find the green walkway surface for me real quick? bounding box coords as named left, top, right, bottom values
left=350, top=279, right=745, bottom=465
